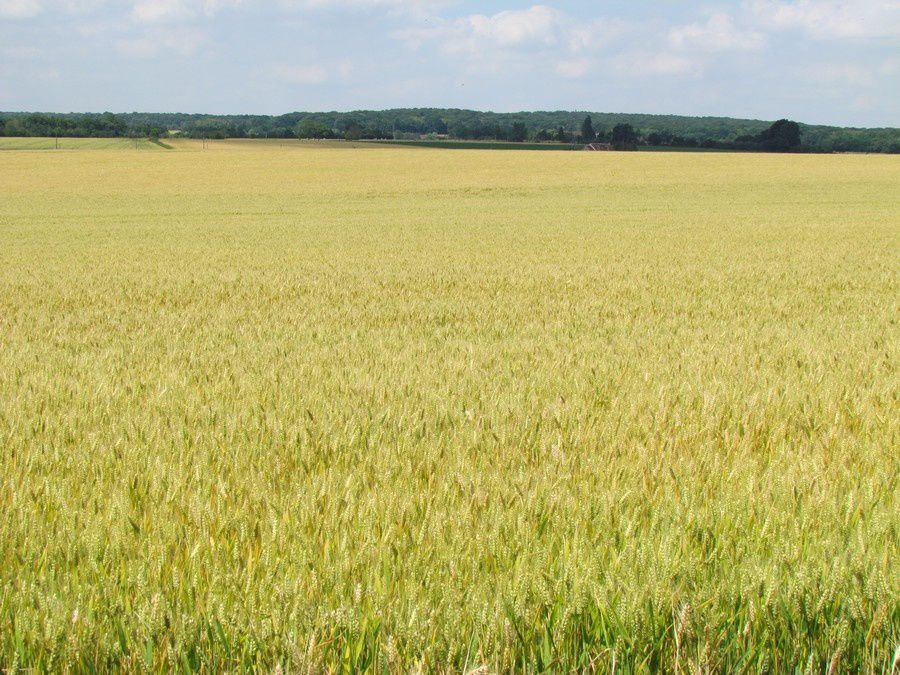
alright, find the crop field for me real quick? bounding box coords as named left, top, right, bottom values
left=0, top=137, right=164, bottom=151
left=0, top=141, right=897, bottom=672
left=370, top=140, right=581, bottom=151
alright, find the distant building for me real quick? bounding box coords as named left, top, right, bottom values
left=584, top=143, right=613, bottom=151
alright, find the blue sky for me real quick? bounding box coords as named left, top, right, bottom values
left=1, top=0, right=898, bottom=126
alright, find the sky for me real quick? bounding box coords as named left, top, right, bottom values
left=1, top=0, right=898, bottom=127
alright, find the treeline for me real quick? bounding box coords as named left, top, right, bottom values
left=1, top=109, right=897, bottom=153
left=286, top=110, right=899, bottom=152
left=0, top=112, right=161, bottom=138
left=647, top=119, right=807, bottom=152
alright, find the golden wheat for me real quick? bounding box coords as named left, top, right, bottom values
left=0, top=140, right=897, bottom=671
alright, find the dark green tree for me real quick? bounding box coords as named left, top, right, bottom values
left=510, top=122, right=528, bottom=142
left=344, top=123, right=363, bottom=141
left=425, top=114, right=449, bottom=134
left=580, top=115, right=596, bottom=143
left=296, top=119, right=333, bottom=139
left=611, top=123, right=639, bottom=150
left=757, top=119, right=802, bottom=151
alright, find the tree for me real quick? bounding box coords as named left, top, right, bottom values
left=510, top=122, right=528, bottom=142
left=99, top=112, right=126, bottom=136
left=425, top=114, right=448, bottom=135
left=296, top=119, right=332, bottom=139
left=611, top=123, right=639, bottom=150
left=555, top=126, right=571, bottom=143
left=580, top=115, right=596, bottom=143
left=344, top=123, right=363, bottom=141
left=757, top=119, right=801, bottom=151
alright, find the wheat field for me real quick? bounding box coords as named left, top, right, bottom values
left=0, top=141, right=897, bottom=672
left=0, top=137, right=164, bottom=151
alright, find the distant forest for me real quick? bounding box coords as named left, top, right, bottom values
left=1, top=108, right=897, bottom=153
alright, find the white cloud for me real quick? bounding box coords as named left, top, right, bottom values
left=73, top=17, right=129, bottom=38
left=614, top=51, right=699, bottom=77
left=793, top=56, right=898, bottom=93
left=670, top=12, right=765, bottom=51
left=568, top=18, right=632, bottom=53
left=0, top=0, right=43, bottom=18
left=132, top=0, right=189, bottom=22
left=2, top=44, right=41, bottom=58
left=879, top=56, right=900, bottom=76
left=746, top=0, right=900, bottom=39
left=466, top=5, right=564, bottom=48
left=130, top=0, right=242, bottom=22
left=202, top=0, right=242, bottom=13
left=269, top=61, right=352, bottom=85
left=850, top=94, right=876, bottom=110
left=799, top=62, right=876, bottom=86
left=556, top=57, right=591, bottom=79
left=271, top=63, right=328, bottom=84
left=403, top=5, right=567, bottom=58
left=278, top=0, right=446, bottom=18
left=395, top=5, right=713, bottom=84
left=396, top=5, right=617, bottom=59
left=116, top=25, right=209, bottom=55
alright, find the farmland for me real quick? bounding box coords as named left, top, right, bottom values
left=0, top=137, right=165, bottom=151
left=0, top=141, right=897, bottom=671
left=370, top=139, right=582, bottom=151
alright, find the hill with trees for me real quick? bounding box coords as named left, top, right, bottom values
left=1, top=109, right=896, bottom=153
